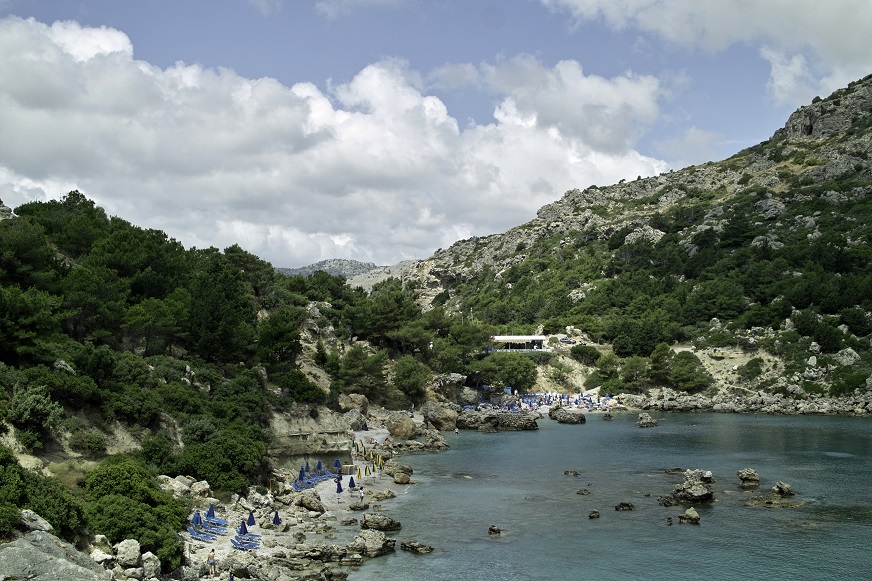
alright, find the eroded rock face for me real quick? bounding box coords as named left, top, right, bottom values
left=349, top=529, right=396, bottom=558
left=549, top=406, right=587, bottom=424
left=420, top=401, right=459, bottom=430
left=737, top=468, right=760, bottom=485
left=0, top=531, right=112, bottom=581
left=636, top=413, right=658, bottom=428
left=672, top=469, right=715, bottom=503
left=297, top=490, right=327, bottom=513
left=361, top=512, right=402, bottom=531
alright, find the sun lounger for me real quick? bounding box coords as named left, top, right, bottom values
left=205, top=515, right=228, bottom=526
left=230, top=538, right=259, bottom=551
left=187, top=527, right=216, bottom=542
left=200, top=522, right=227, bottom=535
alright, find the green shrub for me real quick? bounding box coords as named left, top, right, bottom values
left=68, top=429, right=107, bottom=455
left=737, top=358, right=765, bottom=382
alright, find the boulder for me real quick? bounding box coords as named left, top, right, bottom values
left=0, top=531, right=112, bottom=581
left=338, top=393, right=369, bottom=415
left=20, top=509, right=53, bottom=532
left=297, top=490, right=327, bottom=513
left=382, top=460, right=414, bottom=477
left=361, top=512, right=402, bottom=531
left=772, top=481, right=795, bottom=496
left=550, top=407, right=587, bottom=424
left=348, top=529, right=396, bottom=558
left=614, top=502, right=635, bottom=511
left=576, top=489, right=591, bottom=495
left=400, top=541, right=434, bottom=554
left=636, top=413, right=658, bottom=428
left=141, top=551, right=160, bottom=578
left=488, top=525, right=501, bottom=535
left=420, top=401, right=459, bottom=431
left=190, top=480, right=211, bottom=497
left=588, top=510, right=600, bottom=519
left=348, top=499, right=370, bottom=511
left=429, top=373, right=467, bottom=402
left=114, top=539, right=141, bottom=568
left=385, top=414, right=417, bottom=440
left=564, top=470, right=580, bottom=477
left=672, top=469, right=715, bottom=503
left=678, top=507, right=700, bottom=524
left=737, top=468, right=760, bottom=485
left=343, top=409, right=368, bottom=431
left=393, top=472, right=411, bottom=485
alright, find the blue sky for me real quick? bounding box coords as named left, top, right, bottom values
left=1, top=0, right=870, bottom=267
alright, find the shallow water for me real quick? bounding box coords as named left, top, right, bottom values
left=345, top=412, right=872, bottom=580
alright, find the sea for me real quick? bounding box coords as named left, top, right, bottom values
left=341, top=412, right=872, bottom=581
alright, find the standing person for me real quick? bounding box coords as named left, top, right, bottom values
left=207, top=548, right=216, bottom=576
left=359, top=487, right=365, bottom=502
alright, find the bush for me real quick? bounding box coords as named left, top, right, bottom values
left=737, top=358, right=765, bottom=382
left=68, top=429, right=107, bottom=455
left=570, top=345, right=601, bottom=366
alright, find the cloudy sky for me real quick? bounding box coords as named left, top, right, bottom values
left=1, top=1, right=871, bottom=268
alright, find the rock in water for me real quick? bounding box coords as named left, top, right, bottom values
left=400, top=541, right=434, bottom=554
left=678, top=507, right=701, bottom=524
left=737, top=468, right=760, bottom=485
left=488, top=525, right=501, bottom=535
left=636, top=413, right=658, bottom=428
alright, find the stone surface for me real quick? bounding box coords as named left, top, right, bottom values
left=737, top=467, right=760, bottom=485
left=361, top=512, right=402, bottom=531
left=114, top=539, right=141, bottom=568
left=636, top=413, right=658, bottom=428
left=678, top=507, right=701, bottom=524
left=0, top=531, right=112, bottom=581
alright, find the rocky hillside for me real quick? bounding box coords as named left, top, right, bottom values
left=409, top=73, right=872, bottom=296
left=276, top=258, right=378, bottom=278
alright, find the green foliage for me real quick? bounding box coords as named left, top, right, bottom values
left=569, top=344, right=601, bottom=365
left=331, top=345, right=389, bottom=402
left=668, top=351, right=713, bottom=393
left=6, top=382, right=63, bottom=449
left=0, top=444, right=85, bottom=541
left=173, top=427, right=268, bottom=493
left=393, top=355, right=431, bottom=401
left=84, top=456, right=187, bottom=571
left=469, top=353, right=538, bottom=391
left=737, top=358, right=765, bottom=382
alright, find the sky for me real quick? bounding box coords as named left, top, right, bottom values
left=1, top=1, right=871, bottom=268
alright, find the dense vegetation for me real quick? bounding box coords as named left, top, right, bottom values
left=2, top=76, right=872, bottom=571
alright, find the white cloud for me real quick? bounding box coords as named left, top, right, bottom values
left=0, top=16, right=667, bottom=267
left=652, top=126, right=720, bottom=168
left=247, top=0, right=284, bottom=15
left=540, top=0, right=872, bottom=105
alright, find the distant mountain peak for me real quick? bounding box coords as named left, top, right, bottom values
left=276, top=258, right=380, bottom=278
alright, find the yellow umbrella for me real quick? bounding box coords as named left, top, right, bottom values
left=368, top=449, right=373, bottom=460
left=357, top=466, right=362, bottom=479
left=365, top=465, right=372, bottom=476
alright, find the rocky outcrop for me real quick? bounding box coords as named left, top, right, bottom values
left=636, top=413, right=658, bottom=428
left=671, top=469, right=715, bottom=503
left=420, top=400, right=459, bottom=430
left=268, top=408, right=353, bottom=470
left=0, top=198, right=12, bottom=220
left=549, top=406, right=586, bottom=424
left=400, top=540, right=433, bottom=554
left=737, top=468, right=760, bottom=486
left=361, top=512, right=402, bottom=531
left=428, top=373, right=467, bottom=402
left=618, top=388, right=872, bottom=416
left=0, top=531, right=112, bottom=581
left=678, top=507, right=701, bottom=524
left=456, top=409, right=538, bottom=431
left=348, top=529, right=396, bottom=558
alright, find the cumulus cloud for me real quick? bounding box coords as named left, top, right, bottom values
left=540, top=0, right=872, bottom=104
left=0, top=16, right=667, bottom=267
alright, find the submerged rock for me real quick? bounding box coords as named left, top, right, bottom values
left=400, top=541, right=434, bottom=554
left=737, top=468, right=760, bottom=485
left=678, top=507, right=701, bottom=524
left=672, top=469, right=715, bottom=503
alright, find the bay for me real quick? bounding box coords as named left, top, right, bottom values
left=346, top=412, right=872, bottom=580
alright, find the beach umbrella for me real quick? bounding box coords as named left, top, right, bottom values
left=305, top=459, right=310, bottom=473
left=247, top=510, right=256, bottom=526
left=273, top=510, right=282, bottom=526
left=334, top=457, right=342, bottom=472
left=336, top=479, right=343, bottom=494
left=191, top=510, right=202, bottom=527
left=238, top=520, right=248, bottom=535
left=298, top=466, right=305, bottom=482
left=315, top=459, right=323, bottom=473
left=365, top=465, right=371, bottom=477
left=349, top=476, right=356, bottom=488
left=368, top=449, right=373, bottom=460
left=357, top=466, right=362, bottom=479
left=206, top=504, right=216, bottom=519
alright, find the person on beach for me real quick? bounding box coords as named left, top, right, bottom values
left=359, top=488, right=365, bottom=501
left=207, top=548, right=216, bottom=576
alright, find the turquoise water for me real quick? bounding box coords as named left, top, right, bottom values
left=346, top=412, right=872, bottom=580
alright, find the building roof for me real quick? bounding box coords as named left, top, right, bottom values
left=490, top=335, right=547, bottom=342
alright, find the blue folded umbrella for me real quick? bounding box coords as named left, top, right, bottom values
left=247, top=510, right=255, bottom=526
left=273, top=510, right=281, bottom=526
